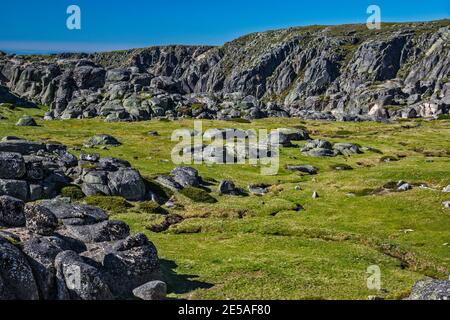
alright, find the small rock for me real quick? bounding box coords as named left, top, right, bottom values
left=443, top=201, right=450, bottom=209
left=312, top=191, right=320, bottom=199
left=148, top=131, right=159, bottom=136
left=133, top=280, right=167, bottom=300
left=397, top=183, right=412, bottom=192
left=16, top=115, right=37, bottom=126
left=443, top=185, right=450, bottom=193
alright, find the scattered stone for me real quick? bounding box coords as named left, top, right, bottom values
left=443, top=185, right=450, bottom=193
left=397, top=181, right=412, bottom=192
left=312, top=191, right=320, bottom=199
left=84, top=134, right=121, bottom=147
left=133, top=280, right=167, bottom=300
left=16, top=115, right=37, bottom=126
left=148, top=131, right=159, bottom=136
left=248, top=184, right=269, bottom=196
left=218, top=180, right=244, bottom=196
left=443, top=201, right=450, bottom=209
left=286, top=165, right=318, bottom=175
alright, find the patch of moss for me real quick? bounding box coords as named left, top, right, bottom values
left=60, top=185, right=85, bottom=200
left=84, top=196, right=133, bottom=215
left=180, top=187, right=218, bottom=204
left=137, top=201, right=168, bottom=215
left=226, top=118, right=252, bottom=124
left=437, top=114, right=450, bottom=120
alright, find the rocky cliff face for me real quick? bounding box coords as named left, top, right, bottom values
left=0, top=20, right=449, bottom=121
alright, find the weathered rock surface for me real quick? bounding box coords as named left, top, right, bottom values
left=406, top=279, right=450, bottom=300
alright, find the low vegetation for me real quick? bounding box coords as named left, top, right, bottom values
left=1, top=106, right=449, bottom=300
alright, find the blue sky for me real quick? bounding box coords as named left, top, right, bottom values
left=0, top=0, right=448, bottom=53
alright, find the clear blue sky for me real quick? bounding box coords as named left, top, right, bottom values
left=0, top=0, right=448, bottom=54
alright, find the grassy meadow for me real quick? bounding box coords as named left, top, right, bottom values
left=1, top=105, right=449, bottom=300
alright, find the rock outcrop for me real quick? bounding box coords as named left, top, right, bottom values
left=0, top=139, right=163, bottom=300
left=1, top=20, right=448, bottom=122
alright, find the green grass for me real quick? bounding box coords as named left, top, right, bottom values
left=1, top=107, right=449, bottom=300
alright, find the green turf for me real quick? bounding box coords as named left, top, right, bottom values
left=1, top=106, right=449, bottom=300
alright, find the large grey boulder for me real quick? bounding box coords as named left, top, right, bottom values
left=0, top=152, right=26, bottom=179
left=83, top=233, right=160, bottom=299
left=107, top=168, right=146, bottom=201
left=0, top=195, right=25, bottom=227
left=171, top=166, right=202, bottom=188
left=24, top=203, right=58, bottom=236
left=54, top=250, right=114, bottom=300
left=0, top=236, right=40, bottom=300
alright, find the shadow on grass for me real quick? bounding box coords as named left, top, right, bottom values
left=161, top=259, right=214, bottom=296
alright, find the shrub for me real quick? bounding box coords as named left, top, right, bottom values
left=60, top=185, right=85, bottom=200
left=180, top=187, right=218, bottom=204
left=84, top=196, right=133, bottom=214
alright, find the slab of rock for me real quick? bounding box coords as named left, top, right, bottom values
left=406, top=279, right=450, bottom=300
left=133, top=280, right=167, bottom=300
left=16, top=115, right=37, bottom=126
left=333, top=143, right=361, bottom=156
left=39, top=198, right=108, bottom=226
left=0, top=179, right=29, bottom=201
left=286, top=165, right=318, bottom=175
left=0, top=152, right=26, bottom=179
left=24, top=203, right=58, bottom=236
left=65, top=220, right=130, bottom=243
left=0, top=195, right=25, bottom=227
left=0, top=140, right=47, bottom=155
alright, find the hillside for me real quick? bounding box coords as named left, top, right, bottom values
left=0, top=20, right=449, bottom=122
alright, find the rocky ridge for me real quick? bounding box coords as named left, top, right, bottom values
left=0, top=20, right=449, bottom=122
